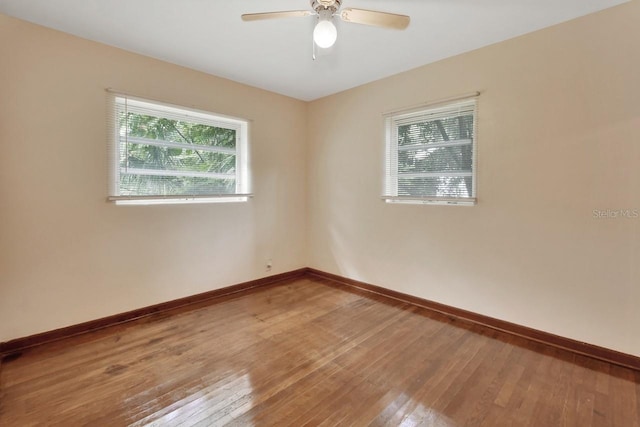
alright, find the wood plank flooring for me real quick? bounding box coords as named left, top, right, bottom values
left=1, top=276, right=638, bottom=426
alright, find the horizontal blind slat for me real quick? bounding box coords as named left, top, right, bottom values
left=121, top=136, right=236, bottom=154
left=397, top=139, right=472, bottom=151
left=120, top=168, right=236, bottom=180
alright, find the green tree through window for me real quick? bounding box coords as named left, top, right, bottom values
left=384, top=98, right=477, bottom=204
left=109, top=94, right=249, bottom=203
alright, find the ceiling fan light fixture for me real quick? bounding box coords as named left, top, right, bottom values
left=313, top=10, right=337, bottom=48
left=242, top=0, right=410, bottom=56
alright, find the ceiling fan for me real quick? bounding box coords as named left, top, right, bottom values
left=241, top=0, right=410, bottom=53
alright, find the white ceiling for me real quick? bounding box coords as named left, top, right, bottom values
left=0, top=0, right=628, bottom=101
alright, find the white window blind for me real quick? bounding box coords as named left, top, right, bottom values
left=383, top=97, right=477, bottom=205
left=107, top=92, right=250, bottom=204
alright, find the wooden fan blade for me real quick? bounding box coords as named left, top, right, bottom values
left=340, top=8, right=410, bottom=30
left=241, top=11, right=313, bottom=22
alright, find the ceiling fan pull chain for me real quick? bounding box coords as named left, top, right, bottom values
left=312, top=36, right=317, bottom=60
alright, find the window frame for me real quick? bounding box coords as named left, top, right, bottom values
left=107, top=92, right=251, bottom=205
left=383, top=96, right=478, bottom=206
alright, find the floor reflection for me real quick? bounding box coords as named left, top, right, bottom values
left=133, top=373, right=255, bottom=426
left=398, top=402, right=458, bottom=426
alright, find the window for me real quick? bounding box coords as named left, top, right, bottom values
left=107, top=92, right=250, bottom=205
left=383, top=97, right=477, bottom=205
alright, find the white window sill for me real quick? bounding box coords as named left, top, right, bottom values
left=382, top=197, right=476, bottom=206
left=109, top=195, right=252, bottom=205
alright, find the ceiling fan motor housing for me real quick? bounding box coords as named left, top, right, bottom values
left=312, top=0, right=341, bottom=13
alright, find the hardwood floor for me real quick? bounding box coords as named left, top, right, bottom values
left=1, top=276, right=638, bottom=426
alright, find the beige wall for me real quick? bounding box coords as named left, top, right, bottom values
left=0, top=14, right=308, bottom=342
left=307, top=2, right=639, bottom=356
